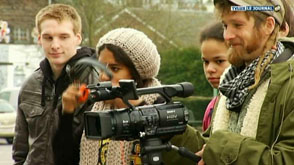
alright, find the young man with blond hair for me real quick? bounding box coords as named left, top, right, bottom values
left=13, top=4, right=98, bottom=165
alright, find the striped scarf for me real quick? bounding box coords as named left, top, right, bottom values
left=219, top=42, right=284, bottom=111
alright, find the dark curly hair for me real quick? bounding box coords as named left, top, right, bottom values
left=200, top=22, right=225, bottom=44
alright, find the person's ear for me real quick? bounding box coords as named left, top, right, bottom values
left=76, top=33, right=82, bottom=45
left=264, top=16, right=276, bottom=35
left=37, top=35, right=41, bottom=45
left=279, top=22, right=289, bottom=37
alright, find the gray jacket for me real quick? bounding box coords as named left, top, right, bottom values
left=12, top=47, right=99, bottom=165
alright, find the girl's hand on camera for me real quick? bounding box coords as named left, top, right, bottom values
left=62, top=83, right=85, bottom=114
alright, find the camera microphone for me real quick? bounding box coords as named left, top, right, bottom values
left=162, top=82, right=194, bottom=98
left=82, top=80, right=195, bottom=104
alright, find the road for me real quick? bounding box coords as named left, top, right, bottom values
left=0, top=139, right=13, bottom=165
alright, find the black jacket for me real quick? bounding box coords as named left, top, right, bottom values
left=12, top=47, right=99, bottom=165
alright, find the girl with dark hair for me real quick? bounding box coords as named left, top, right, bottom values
left=70, top=28, right=162, bottom=165
left=200, top=22, right=230, bottom=131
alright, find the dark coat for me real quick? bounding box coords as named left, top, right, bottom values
left=12, top=47, right=99, bottom=165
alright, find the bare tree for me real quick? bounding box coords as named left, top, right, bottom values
left=57, top=0, right=213, bottom=49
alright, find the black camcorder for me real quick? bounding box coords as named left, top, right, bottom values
left=84, top=80, right=194, bottom=140
left=73, top=59, right=201, bottom=164
left=85, top=101, right=188, bottom=140
left=83, top=80, right=201, bottom=164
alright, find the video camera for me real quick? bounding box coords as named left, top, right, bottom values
left=84, top=80, right=193, bottom=140
left=83, top=80, right=201, bottom=164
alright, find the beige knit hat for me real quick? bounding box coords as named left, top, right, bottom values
left=96, top=28, right=161, bottom=79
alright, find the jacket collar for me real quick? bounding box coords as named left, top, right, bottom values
left=39, top=47, right=96, bottom=107
left=39, top=47, right=96, bottom=81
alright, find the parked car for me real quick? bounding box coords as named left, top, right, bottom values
left=0, top=87, right=20, bottom=109
left=0, top=99, right=16, bottom=144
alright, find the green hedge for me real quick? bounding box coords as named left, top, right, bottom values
left=158, top=47, right=214, bottom=130
left=158, top=47, right=213, bottom=97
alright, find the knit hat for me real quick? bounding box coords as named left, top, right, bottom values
left=96, top=28, right=161, bottom=79
left=214, top=0, right=285, bottom=25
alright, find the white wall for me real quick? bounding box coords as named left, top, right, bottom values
left=0, top=44, right=43, bottom=90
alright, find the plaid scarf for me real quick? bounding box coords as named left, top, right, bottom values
left=219, top=42, right=284, bottom=111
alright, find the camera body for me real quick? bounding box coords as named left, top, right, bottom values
left=84, top=80, right=194, bottom=141
left=85, top=101, right=188, bottom=140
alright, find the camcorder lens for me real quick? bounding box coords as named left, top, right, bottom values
left=84, top=102, right=188, bottom=140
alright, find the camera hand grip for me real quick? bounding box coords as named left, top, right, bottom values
left=178, top=147, right=201, bottom=163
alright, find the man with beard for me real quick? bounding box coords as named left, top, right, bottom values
left=162, top=0, right=294, bottom=164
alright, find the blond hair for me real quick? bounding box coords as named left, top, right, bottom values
left=35, top=4, right=82, bottom=34
left=249, top=26, right=280, bottom=89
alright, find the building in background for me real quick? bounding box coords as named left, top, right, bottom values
left=0, top=44, right=43, bottom=90
left=0, top=0, right=49, bottom=90
left=64, top=0, right=215, bottom=49
left=0, top=0, right=50, bottom=44
left=107, top=0, right=213, bottom=11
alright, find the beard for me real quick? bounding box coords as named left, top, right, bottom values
left=227, top=45, right=247, bottom=67
left=227, top=29, right=265, bottom=67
